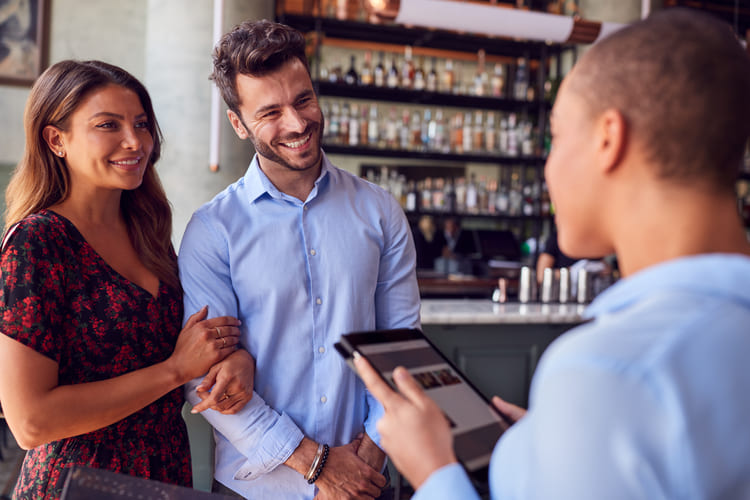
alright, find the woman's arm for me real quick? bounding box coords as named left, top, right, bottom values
left=0, top=307, right=240, bottom=449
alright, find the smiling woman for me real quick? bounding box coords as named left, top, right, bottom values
left=0, top=60, right=251, bottom=500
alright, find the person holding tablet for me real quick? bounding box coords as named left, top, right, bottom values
left=355, top=9, right=750, bottom=499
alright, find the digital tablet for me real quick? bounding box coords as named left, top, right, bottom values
left=335, top=328, right=510, bottom=474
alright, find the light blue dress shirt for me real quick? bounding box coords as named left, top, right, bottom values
left=415, top=254, right=750, bottom=499
left=178, top=153, right=421, bottom=499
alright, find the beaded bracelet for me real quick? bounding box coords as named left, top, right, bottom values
left=307, top=443, right=330, bottom=484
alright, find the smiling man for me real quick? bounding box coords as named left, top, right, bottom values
left=177, top=20, right=421, bottom=499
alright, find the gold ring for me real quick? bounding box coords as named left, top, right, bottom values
left=222, top=393, right=230, bottom=401
left=222, top=337, right=227, bottom=348
left=215, top=327, right=221, bottom=339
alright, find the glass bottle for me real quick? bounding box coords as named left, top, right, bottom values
left=426, top=57, right=438, bottom=92
left=345, top=54, right=359, bottom=85
left=442, top=59, right=455, bottom=94
left=413, top=56, right=426, bottom=91
left=360, top=51, right=373, bottom=86
left=514, top=57, right=529, bottom=101
left=401, top=46, right=415, bottom=89
left=374, top=51, right=386, bottom=87
left=491, top=63, right=505, bottom=97
left=367, top=104, right=379, bottom=147
left=387, top=54, right=400, bottom=88
left=348, top=103, right=359, bottom=146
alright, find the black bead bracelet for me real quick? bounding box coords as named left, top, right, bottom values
left=308, top=443, right=329, bottom=484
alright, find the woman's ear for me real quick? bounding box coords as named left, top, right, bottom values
left=42, top=125, right=65, bottom=157
left=596, top=109, right=627, bottom=175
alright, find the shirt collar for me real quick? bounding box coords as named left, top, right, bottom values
left=243, top=150, right=332, bottom=204
left=584, top=253, right=750, bottom=319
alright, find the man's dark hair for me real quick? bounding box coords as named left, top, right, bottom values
left=211, top=19, right=309, bottom=114
left=570, top=8, right=750, bottom=191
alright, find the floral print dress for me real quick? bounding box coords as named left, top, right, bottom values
left=0, top=210, right=191, bottom=499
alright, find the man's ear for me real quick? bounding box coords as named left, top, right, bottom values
left=227, top=110, right=249, bottom=140
left=42, top=125, right=65, bottom=156
left=596, top=108, right=627, bottom=174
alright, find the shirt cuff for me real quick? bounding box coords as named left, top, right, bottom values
left=233, top=411, right=304, bottom=481
left=412, top=463, right=479, bottom=500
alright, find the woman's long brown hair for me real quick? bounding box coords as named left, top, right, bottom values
left=4, top=60, right=179, bottom=291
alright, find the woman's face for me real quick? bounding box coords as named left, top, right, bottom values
left=53, top=84, right=154, bottom=193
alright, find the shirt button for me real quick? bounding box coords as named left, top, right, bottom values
left=320, top=396, right=327, bottom=403
left=310, top=249, right=316, bottom=256
left=304, top=205, right=309, bottom=211
left=316, top=298, right=322, bottom=305
left=318, top=346, right=325, bottom=354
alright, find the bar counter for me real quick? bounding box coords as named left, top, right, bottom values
left=421, top=299, right=587, bottom=324
left=418, top=299, right=586, bottom=407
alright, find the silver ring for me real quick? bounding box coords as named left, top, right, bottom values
left=215, top=327, right=221, bottom=339
left=222, top=337, right=227, bottom=348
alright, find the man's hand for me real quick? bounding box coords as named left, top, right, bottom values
left=314, top=439, right=386, bottom=500
left=191, top=349, right=255, bottom=414
left=357, top=432, right=386, bottom=475
left=353, top=355, right=457, bottom=491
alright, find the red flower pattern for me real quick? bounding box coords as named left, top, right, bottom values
left=0, top=211, right=191, bottom=499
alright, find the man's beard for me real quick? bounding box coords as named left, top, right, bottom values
left=243, top=114, right=325, bottom=172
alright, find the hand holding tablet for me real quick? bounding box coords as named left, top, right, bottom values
left=335, top=328, right=511, bottom=488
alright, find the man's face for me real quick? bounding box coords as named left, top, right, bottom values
left=544, top=76, right=606, bottom=258
left=228, top=58, right=324, bottom=174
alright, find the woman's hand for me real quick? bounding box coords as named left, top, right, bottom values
left=491, top=396, right=527, bottom=424
left=191, top=349, right=255, bottom=414
left=353, top=355, right=457, bottom=490
left=166, top=306, right=242, bottom=385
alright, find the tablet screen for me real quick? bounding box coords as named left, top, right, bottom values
left=338, top=328, right=509, bottom=472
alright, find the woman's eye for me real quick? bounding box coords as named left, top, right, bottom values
left=96, top=122, right=116, bottom=129
left=135, top=120, right=149, bottom=129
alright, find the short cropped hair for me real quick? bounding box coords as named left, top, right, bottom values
left=570, top=8, right=750, bottom=191
left=211, top=19, right=309, bottom=115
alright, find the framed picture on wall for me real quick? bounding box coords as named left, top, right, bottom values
left=0, top=0, right=49, bottom=86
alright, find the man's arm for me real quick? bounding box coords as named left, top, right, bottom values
left=179, top=214, right=304, bottom=479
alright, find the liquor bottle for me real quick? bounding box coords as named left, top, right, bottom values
left=486, top=179, right=498, bottom=214
left=413, top=56, right=426, bottom=91
left=465, top=173, right=478, bottom=214
left=433, top=108, right=448, bottom=153
left=405, top=180, right=418, bottom=212
left=495, top=180, right=510, bottom=214
left=348, top=104, right=359, bottom=146
left=329, top=58, right=343, bottom=83
left=473, top=111, right=484, bottom=152
left=328, top=101, right=340, bottom=143
left=359, top=104, right=369, bottom=145
left=344, top=54, right=359, bottom=85
left=432, top=177, right=445, bottom=211
left=421, top=109, right=432, bottom=150
left=409, top=111, right=422, bottom=150
left=444, top=177, right=457, bottom=213
left=462, top=111, right=473, bottom=153
left=491, top=63, right=505, bottom=97
left=399, top=109, right=410, bottom=149
left=452, top=112, right=464, bottom=153
left=360, top=51, right=373, bottom=86
left=374, top=51, right=386, bottom=87
left=507, top=112, right=519, bottom=157
left=513, top=57, right=529, bottom=101
left=442, top=59, right=455, bottom=94
left=473, top=49, right=488, bottom=96
left=387, top=54, right=400, bottom=88
left=485, top=112, right=497, bottom=152
left=401, top=46, right=415, bottom=89
left=455, top=176, right=467, bottom=212
left=426, top=57, right=439, bottom=92
left=385, top=106, right=398, bottom=148
left=367, top=104, right=379, bottom=146
left=421, top=177, right=433, bottom=211
left=498, top=116, right=509, bottom=155
left=339, top=102, right=350, bottom=144
left=477, top=177, right=489, bottom=214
